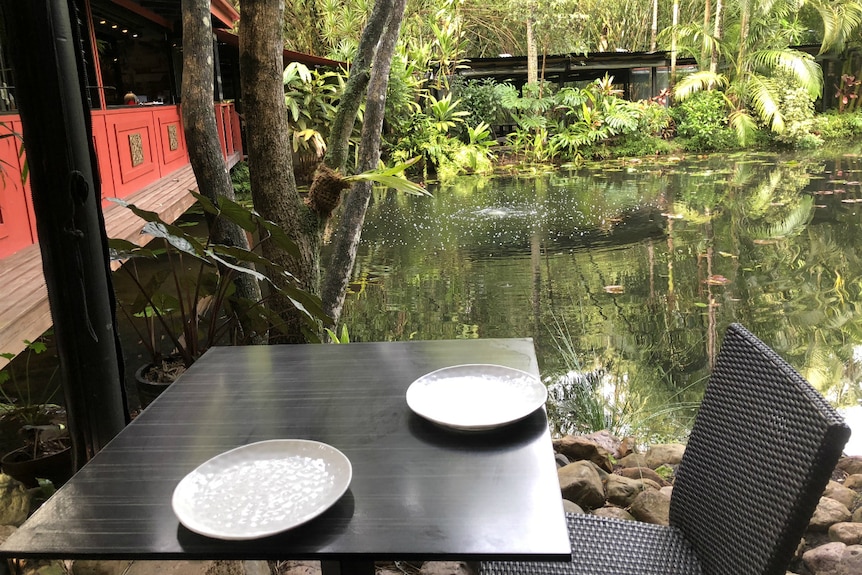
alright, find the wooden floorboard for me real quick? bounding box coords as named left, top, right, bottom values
left=0, top=153, right=240, bottom=367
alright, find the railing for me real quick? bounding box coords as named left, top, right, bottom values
left=0, top=102, right=243, bottom=259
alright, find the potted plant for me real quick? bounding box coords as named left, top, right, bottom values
left=0, top=337, right=72, bottom=488
left=109, top=192, right=328, bottom=407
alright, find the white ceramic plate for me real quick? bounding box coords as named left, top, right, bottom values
left=172, top=439, right=352, bottom=540
left=406, top=364, right=548, bottom=431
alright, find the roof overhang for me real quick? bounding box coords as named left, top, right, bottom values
left=215, top=29, right=344, bottom=69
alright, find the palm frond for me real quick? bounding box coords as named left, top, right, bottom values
left=750, top=49, right=823, bottom=99
left=728, top=109, right=757, bottom=146
left=741, top=74, right=783, bottom=133
left=674, top=71, right=727, bottom=101
left=746, top=196, right=815, bottom=240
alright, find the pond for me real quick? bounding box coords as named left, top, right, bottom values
left=335, top=150, right=862, bottom=454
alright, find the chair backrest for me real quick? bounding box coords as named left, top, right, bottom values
left=669, top=323, right=850, bottom=575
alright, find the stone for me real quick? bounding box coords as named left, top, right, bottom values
left=127, top=560, right=220, bottom=575
left=553, top=435, right=614, bottom=472
left=853, top=506, right=862, bottom=523
left=587, top=460, right=610, bottom=482
left=605, top=474, right=656, bottom=507
left=270, top=561, right=320, bottom=575
left=0, top=473, right=31, bottom=526
left=844, top=474, right=862, bottom=491
left=562, top=499, right=584, bottom=514
left=616, top=466, right=669, bottom=487
left=618, top=453, right=648, bottom=468
left=581, top=431, right=623, bottom=458
left=803, top=541, right=845, bottom=574
left=830, top=522, right=862, bottom=545
left=838, top=456, right=862, bottom=476
left=810, top=497, right=852, bottom=531
left=837, top=545, right=862, bottom=574
left=420, top=561, right=474, bottom=575
left=660, top=486, right=674, bottom=499
left=644, top=444, right=685, bottom=469
left=554, top=453, right=570, bottom=468
left=593, top=506, right=635, bottom=521
left=629, top=489, right=670, bottom=526
left=617, top=437, right=636, bottom=459
left=73, top=560, right=134, bottom=575
left=825, top=481, right=860, bottom=510
left=558, top=460, right=606, bottom=509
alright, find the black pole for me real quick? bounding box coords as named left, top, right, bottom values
left=0, top=0, right=127, bottom=469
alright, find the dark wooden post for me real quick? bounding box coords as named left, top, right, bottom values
left=0, top=0, right=127, bottom=469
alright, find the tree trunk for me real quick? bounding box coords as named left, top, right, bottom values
left=670, top=0, right=679, bottom=89
left=710, top=0, right=723, bottom=74
left=322, top=0, right=395, bottom=173
left=181, top=0, right=263, bottom=339
left=736, top=1, right=749, bottom=75
left=526, top=6, right=538, bottom=85
left=239, top=0, right=398, bottom=343
left=651, top=0, right=658, bottom=52
left=240, top=0, right=319, bottom=342
left=320, top=0, right=407, bottom=329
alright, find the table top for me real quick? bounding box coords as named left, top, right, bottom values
left=1, top=338, right=570, bottom=564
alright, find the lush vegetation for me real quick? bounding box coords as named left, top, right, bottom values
left=228, top=0, right=862, bottom=182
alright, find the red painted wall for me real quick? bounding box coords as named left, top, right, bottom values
left=0, top=103, right=242, bottom=258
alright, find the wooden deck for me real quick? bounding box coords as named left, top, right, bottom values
left=0, top=153, right=240, bottom=368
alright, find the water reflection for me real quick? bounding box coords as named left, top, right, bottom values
left=335, top=152, right=862, bottom=452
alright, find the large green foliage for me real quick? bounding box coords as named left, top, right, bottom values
left=672, top=90, right=738, bottom=152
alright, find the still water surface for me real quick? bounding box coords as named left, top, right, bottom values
left=336, top=151, right=862, bottom=452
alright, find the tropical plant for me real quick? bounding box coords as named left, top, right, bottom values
left=109, top=193, right=329, bottom=379
left=0, top=336, right=60, bottom=426
left=450, top=77, right=515, bottom=135
left=671, top=89, right=737, bottom=152
left=670, top=1, right=824, bottom=144
left=283, top=61, right=345, bottom=158
left=836, top=74, right=861, bottom=113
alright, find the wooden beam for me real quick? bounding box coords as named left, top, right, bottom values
left=109, top=0, right=173, bottom=31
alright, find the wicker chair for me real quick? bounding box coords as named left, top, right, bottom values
left=481, top=323, right=851, bottom=575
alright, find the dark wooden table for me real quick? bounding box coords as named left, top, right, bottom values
left=0, top=339, right=570, bottom=574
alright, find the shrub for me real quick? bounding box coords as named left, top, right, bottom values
left=451, top=77, right=517, bottom=138
left=771, top=69, right=821, bottom=149
left=812, top=110, right=862, bottom=143
left=671, top=90, right=737, bottom=152
left=230, top=162, right=251, bottom=198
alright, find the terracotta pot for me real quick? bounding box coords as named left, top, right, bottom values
left=1, top=444, right=73, bottom=488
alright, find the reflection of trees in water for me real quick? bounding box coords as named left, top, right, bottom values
left=340, top=153, right=862, bottom=436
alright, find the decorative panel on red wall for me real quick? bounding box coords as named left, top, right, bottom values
left=154, top=108, right=187, bottom=172
left=105, top=109, right=161, bottom=198
left=0, top=119, right=34, bottom=258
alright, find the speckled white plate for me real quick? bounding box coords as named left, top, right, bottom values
left=406, top=364, right=547, bottom=431
left=172, top=439, right=352, bottom=540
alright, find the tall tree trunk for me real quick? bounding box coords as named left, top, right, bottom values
left=240, top=0, right=318, bottom=342
left=181, top=0, right=263, bottom=338
left=710, top=0, right=723, bottom=74
left=736, top=1, right=750, bottom=75
left=670, top=0, right=680, bottom=88
left=323, top=0, right=395, bottom=173
left=526, top=6, right=538, bottom=85
left=651, top=0, right=658, bottom=52
left=321, top=0, right=407, bottom=329
left=239, top=0, right=398, bottom=342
